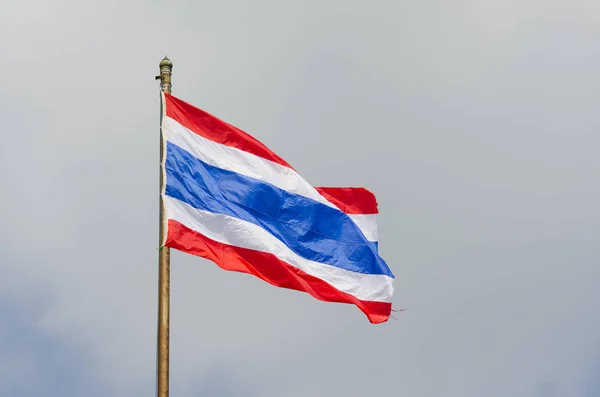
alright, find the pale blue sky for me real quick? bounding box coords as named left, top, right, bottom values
left=1, top=0, right=599, bottom=396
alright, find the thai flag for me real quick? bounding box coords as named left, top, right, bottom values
left=160, top=93, right=395, bottom=323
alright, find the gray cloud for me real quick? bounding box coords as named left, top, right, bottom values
left=1, top=0, right=599, bottom=396
left=0, top=273, right=105, bottom=397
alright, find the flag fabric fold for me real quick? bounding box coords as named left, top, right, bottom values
left=160, top=92, right=395, bottom=323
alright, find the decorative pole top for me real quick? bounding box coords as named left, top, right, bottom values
left=159, top=56, right=173, bottom=69
left=156, top=56, right=173, bottom=94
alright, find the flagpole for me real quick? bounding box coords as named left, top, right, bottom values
left=156, top=56, right=172, bottom=397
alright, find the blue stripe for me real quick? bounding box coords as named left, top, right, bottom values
left=164, top=141, right=393, bottom=277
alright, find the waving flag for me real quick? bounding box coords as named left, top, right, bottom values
left=160, top=92, right=394, bottom=323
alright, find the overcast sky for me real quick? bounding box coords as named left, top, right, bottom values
left=1, top=0, right=600, bottom=396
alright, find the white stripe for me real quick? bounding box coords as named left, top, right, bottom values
left=164, top=195, right=393, bottom=303
left=163, top=117, right=377, bottom=240
left=348, top=214, right=378, bottom=242
left=164, top=117, right=334, bottom=207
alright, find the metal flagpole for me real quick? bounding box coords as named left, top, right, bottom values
left=156, top=56, right=172, bottom=397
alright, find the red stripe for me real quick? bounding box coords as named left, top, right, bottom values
left=315, top=187, right=378, bottom=214
left=165, top=220, right=391, bottom=324
left=164, top=93, right=293, bottom=169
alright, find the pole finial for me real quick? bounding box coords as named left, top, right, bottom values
left=157, top=56, right=173, bottom=94
left=159, top=56, right=173, bottom=69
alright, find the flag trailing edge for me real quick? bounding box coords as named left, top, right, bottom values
left=159, top=92, right=395, bottom=323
